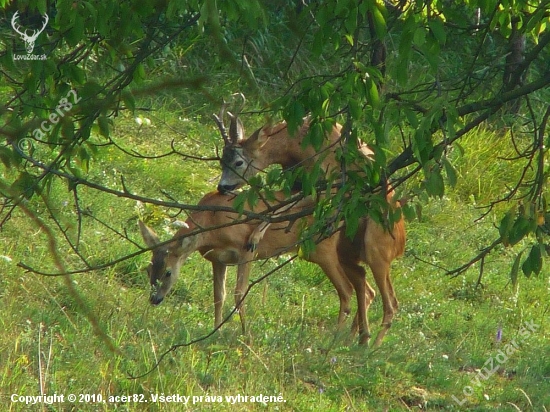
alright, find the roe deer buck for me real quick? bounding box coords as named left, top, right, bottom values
left=139, top=191, right=375, bottom=338
left=215, top=104, right=405, bottom=346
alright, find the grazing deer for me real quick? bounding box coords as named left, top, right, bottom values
left=215, top=105, right=405, bottom=346
left=139, top=191, right=375, bottom=338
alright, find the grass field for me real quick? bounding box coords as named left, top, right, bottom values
left=1, top=112, right=548, bottom=411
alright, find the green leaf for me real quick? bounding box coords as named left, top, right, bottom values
left=285, top=100, right=305, bottom=135
left=366, top=78, right=380, bottom=109
left=389, top=206, right=403, bottom=227
left=36, top=0, right=47, bottom=14
left=309, top=122, right=325, bottom=151
left=508, top=216, right=530, bottom=246
left=78, top=147, right=91, bottom=173
left=334, top=0, right=349, bottom=17
left=121, top=90, right=136, bottom=112
left=370, top=4, right=387, bottom=38
left=0, top=146, right=14, bottom=168
left=133, top=63, right=147, bottom=84
left=525, top=8, right=546, bottom=34
left=246, top=188, right=259, bottom=209
left=68, top=166, right=84, bottom=180
left=499, top=12, right=512, bottom=38
left=312, top=30, right=325, bottom=56
left=510, top=251, right=523, bottom=288
left=23, top=73, right=38, bottom=95
left=428, top=17, right=446, bottom=45
left=79, top=81, right=103, bottom=101
left=11, top=172, right=36, bottom=199
left=454, top=142, right=465, bottom=157
left=413, top=27, right=426, bottom=47
left=344, top=205, right=360, bottom=238
left=68, top=64, right=86, bottom=85
left=420, top=37, right=440, bottom=72
left=402, top=203, right=417, bottom=221
left=522, top=244, right=542, bottom=277
left=344, top=6, right=358, bottom=34
left=66, top=14, right=85, bottom=47
left=395, top=49, right=411, bottom=85
left=413, top=128, right=433, bottom=165
left=62, top=119, right=75, bottom=141
left=232, top=192, right=247, bottom=215
left=424, top=168, right=444, bottom=198
left=499, top=208, right=516, bottom=246
left=97, top=116, right=110, bottom=138
left=82, top=1, right=98, bottom=22
left=348, top=98, right=362, bottom=120
left=442, top=157, right=458, bottom=188
left=404, top=107, right=419, bottom=128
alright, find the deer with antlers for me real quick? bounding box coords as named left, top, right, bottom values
left=139, top=192, right=375, bottom=339
left=11, top=11, right=49, bottom=54
left=214, top=97, right=405, bottom=346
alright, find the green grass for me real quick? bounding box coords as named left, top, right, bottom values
left=1, top=115, right=549, bottom=411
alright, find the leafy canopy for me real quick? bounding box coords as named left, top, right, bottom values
left=1, top=0, right=549, bottom=281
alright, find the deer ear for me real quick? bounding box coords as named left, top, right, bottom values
left=255, top=117, right=289, bottom=148
left=171, top=234, right=195, bottom=257
left=247, top=127, right=272, bottom=150
left=138, top=220, right=160, bottom=247
left=357, top=142, right=375, bottom=161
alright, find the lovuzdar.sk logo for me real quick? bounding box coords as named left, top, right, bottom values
left=11, top=11, right=49, bottom=60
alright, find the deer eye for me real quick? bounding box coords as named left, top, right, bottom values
left=235, top=160, right=244, bottom=167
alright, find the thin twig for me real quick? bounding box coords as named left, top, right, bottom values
left=447, top=238, right=502, bottom=278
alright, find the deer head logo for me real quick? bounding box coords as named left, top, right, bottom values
left=11, top=11, right=49, bottom=54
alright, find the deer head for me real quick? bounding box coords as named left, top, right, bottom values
left=11, top=11, right=49, bottom=54
left=214, top=94, right=255, bottom=193
left=139, top=221, right=195, bottom=305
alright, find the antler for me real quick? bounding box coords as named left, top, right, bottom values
left=212, top=99, right=231, bottom=146
left=34, top=13, right=49, bottom=41
left=231, top=92, right=246, bottom=116
left=227, top=93, right=246, bottom=144
left=11, top=11, right=48, bottom=40
left=213, top=93, right=246, bottom=146
left=11, top=12, right=25, bottom=37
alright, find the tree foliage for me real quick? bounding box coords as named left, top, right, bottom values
left=1, top=0, right=549, bottom=283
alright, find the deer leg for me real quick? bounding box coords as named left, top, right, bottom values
left=370, top=265, right=396, bottom=348
left=336, top=223, right=375, bottom=342
left=348, top=269, right=376, bottom=341
left=212, top=261, right=227, bottom=329
left=312, top=253, right=354, bottom=327
left=340, top=261, right=375, bottom=344
left=234, top=262, right=251, bottom=335
left=365, top=225, right=398, bottom=347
